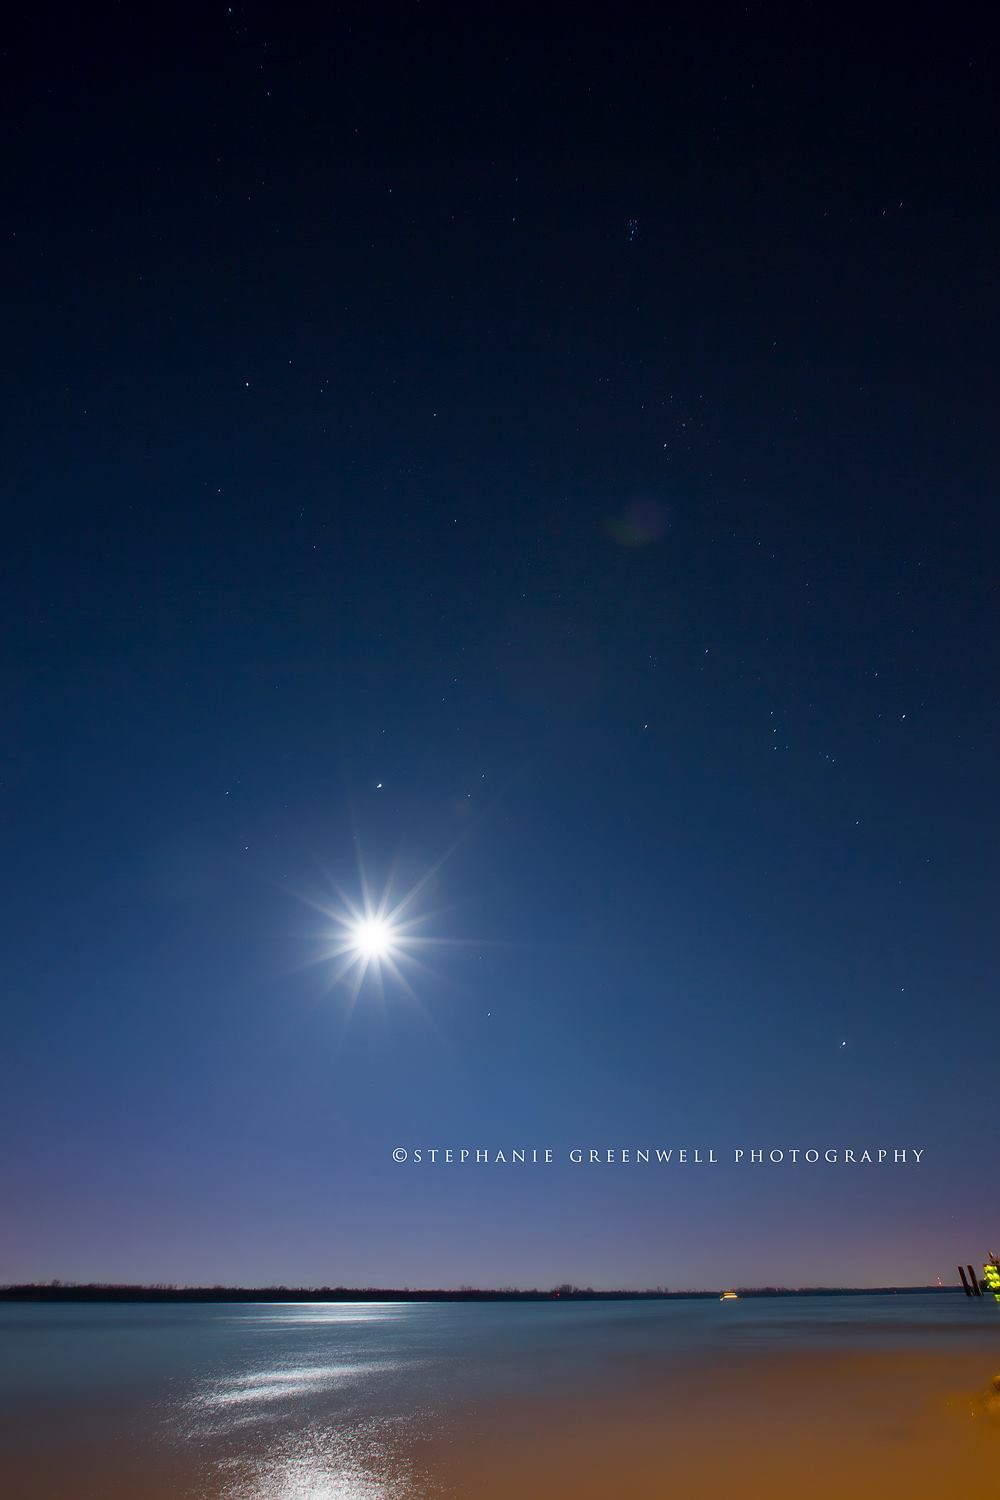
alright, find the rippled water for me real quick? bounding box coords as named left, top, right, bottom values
left=1, top=1296, right=997, bottom=1498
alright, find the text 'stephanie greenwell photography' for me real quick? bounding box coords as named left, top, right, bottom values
left=3, top=4, right=999, bottom=1498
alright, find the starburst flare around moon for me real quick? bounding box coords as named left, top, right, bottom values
left=306, top=877, right=441, bottom=1005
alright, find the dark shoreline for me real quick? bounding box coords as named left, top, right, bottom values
left=0, top=1283, right=956, bottom=1303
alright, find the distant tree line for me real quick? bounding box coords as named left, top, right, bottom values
left=0, top=1282, right=952, bottom=1303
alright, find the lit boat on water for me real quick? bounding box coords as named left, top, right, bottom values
left=720, top=1290, right=739, bottom=1301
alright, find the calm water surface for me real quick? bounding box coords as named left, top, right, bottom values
left=1, top=1296, right=997, bottom=1498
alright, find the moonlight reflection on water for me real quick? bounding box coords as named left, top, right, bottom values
left=175, top=1305, right=431, bottom=1499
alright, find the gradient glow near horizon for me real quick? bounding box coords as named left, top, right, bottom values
left=4, top=11, right=998, bottom=1292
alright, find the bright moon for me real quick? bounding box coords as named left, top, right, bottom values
left=311, top=879, right=434, bottom=997
left=350, top=916, right=394, bottom=959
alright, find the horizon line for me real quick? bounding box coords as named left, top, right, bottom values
left=0, top=1280, right=956, bottom=1300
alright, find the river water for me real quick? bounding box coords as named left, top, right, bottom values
left=2, top=1295, right=998, bottom=1498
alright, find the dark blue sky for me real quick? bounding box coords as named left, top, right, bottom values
left=3, top=4, right=997, bottom=1288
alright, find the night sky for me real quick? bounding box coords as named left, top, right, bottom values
left=4, top=6, right=998, bottom=1290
